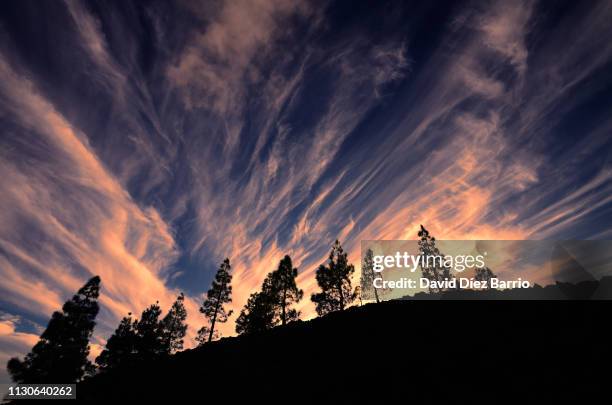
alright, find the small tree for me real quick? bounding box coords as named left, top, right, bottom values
left=311, top=240, right=356, bottom=316
left=360, top=248, right=380, bottom=303
left=474, top=267, right=496, bottom=288
left=159, top=293, right=188, bottom=353
left=235, top=290, right=276, bottom=335
left=96, top=314, right=137, bottom=371
left=268, top=255, right=303, bottom=325
left=418, top=225, right=453, bottom=293
left=200, top=258, right=233, bottom=343
left=8, top=276, right=101, bottom=383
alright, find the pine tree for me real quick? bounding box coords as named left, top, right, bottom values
left=133, top=303, right=164, bottom=360
left=418, top=225, right=453, bottom=293
left=95, top=314, right=137, bottom=371
left=235, top=289, right=276, bottom=335
left=7, top=276, right=101, bottom=383
left=235, top=255, right=304, bottom=335
left=200, top=258, right=233, bottom=343
left=360, top=248, right=380, bottom=303
left=160, top=293, right=188, bottom=353
left=310, top=240, right=356, bottom=316
left=267, top=255, right=303, bottom=325
left=97, top=295, right=187, bottom=370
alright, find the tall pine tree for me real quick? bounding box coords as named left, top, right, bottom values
left=160, top=293, right=188, bottom=353
left=235, top=255, right=304, bottom=334
left=199, top=258, right=233, bottom=343
left=310, top=240, right=356, bottom=316
left=7, top=276, right=101, bottom=383
left=268, top=255, right=303, bottom=325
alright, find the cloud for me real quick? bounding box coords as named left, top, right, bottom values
left=1, top=0, right=612, bottom=354
left=168, top=0, right=311, bottom=110
left=166, top=0, right=314, bottom=160
left=0, top=56, right=206, bottom=357
left=173, top=0, right=612, bottom=333
left=0, top=314, right=39, bottom=384
left=475, top=0, right=533, bottom=74
left=64, top=0, right=126, bottom=91
left=179, top=36, right=413, bottom=333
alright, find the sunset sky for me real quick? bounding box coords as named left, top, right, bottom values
left=1, top=0, right=612, bottom=384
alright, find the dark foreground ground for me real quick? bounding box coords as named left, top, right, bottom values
left=72, top=280, right=612, bottom=402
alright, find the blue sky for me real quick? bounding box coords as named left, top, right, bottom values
left=1, top=0, right=611, bottom=384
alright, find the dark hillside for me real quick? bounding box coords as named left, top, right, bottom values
left=77, top=280, right=612, bottom=402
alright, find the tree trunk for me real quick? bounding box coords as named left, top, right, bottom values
left=281, top=289, right=287, bottom=325
left=208, top=293, right=222, bottom=343
left=208, top=312, right=217, bottom=343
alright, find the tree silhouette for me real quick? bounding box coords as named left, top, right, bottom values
left=7, top=276, right=101, bottom=383
left=475, top=267, right=497, bottom=288
left=200, top=258, right=233, bottom=343
left=132, top=303, right=164, bottom=360
left=267, top=255, right=303, bottom=325
left=160, top=293, right=188, bottom=353
left=97, top=296, right=186, bottom=370
left=235, top=290, right=276, bottom=335
left=235, top=255, right=303, bottom=334
left=360, top=248, right=380, bottom=303
left=310, top=240, right=356, bottom=316
left=96, top=314, right=137, bottom=371
left=418, top=225, right=453, bottom=293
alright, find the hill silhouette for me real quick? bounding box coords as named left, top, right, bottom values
left=73, top=278, right=612, bottom=403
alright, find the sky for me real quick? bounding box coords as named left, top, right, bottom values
left=1, top=0, right=612, bottom=384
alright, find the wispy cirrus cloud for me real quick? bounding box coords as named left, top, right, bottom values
left=1, top=0, right=612, bottom=379
left=0, top=54, right=202, bottom=367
